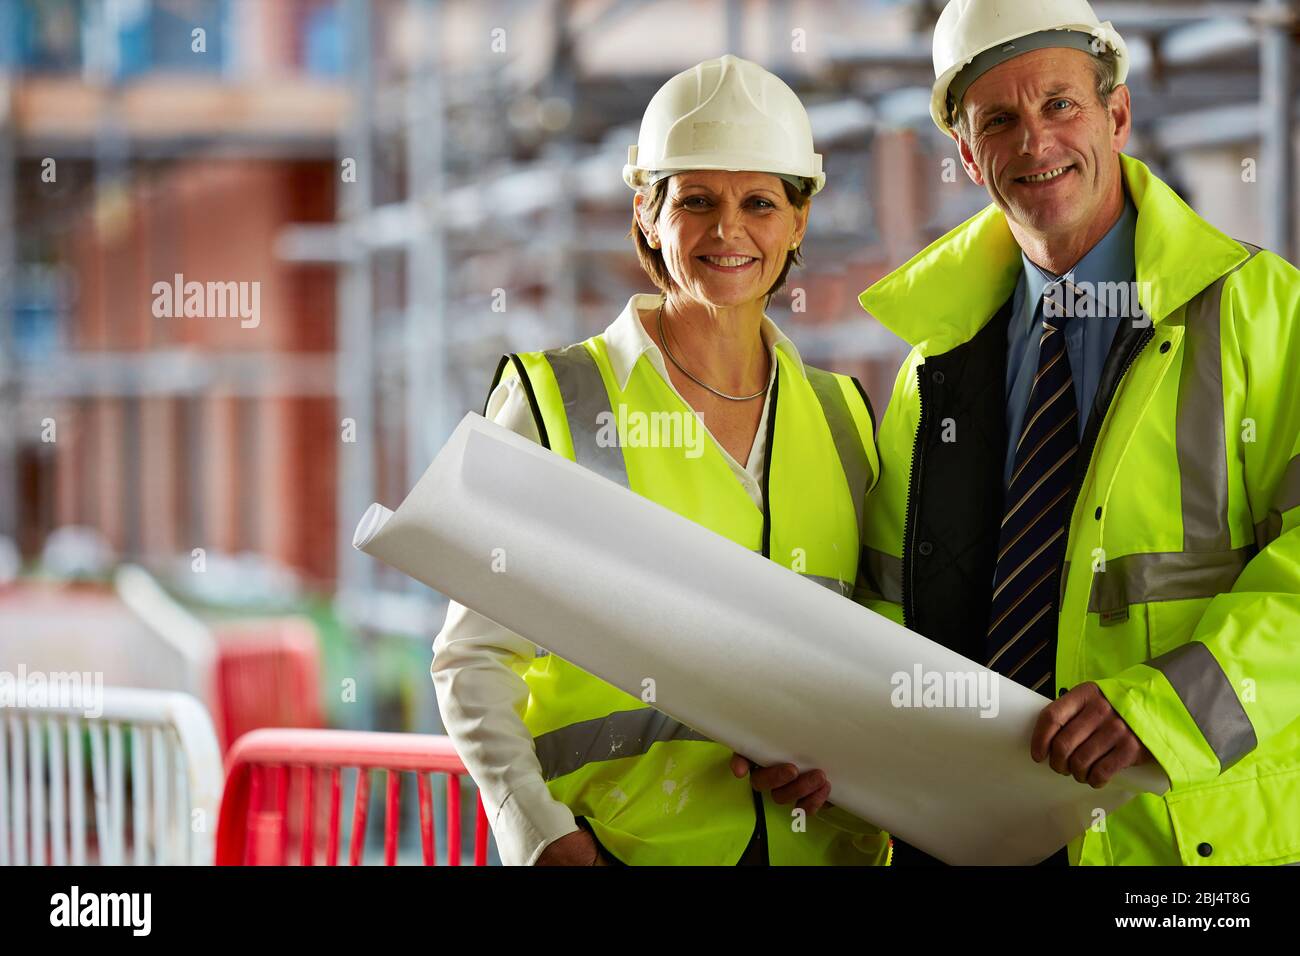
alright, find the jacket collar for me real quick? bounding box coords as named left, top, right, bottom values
left=859, top=153, right=1251, bottom=354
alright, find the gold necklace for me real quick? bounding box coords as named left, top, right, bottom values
left=656, top=301, right=770, bottom=402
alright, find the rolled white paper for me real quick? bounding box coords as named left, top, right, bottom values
left=352, top=503, right=394, bottom=551
left=356, top=412, right=1169, bottom=865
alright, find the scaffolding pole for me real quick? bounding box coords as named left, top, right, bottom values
left=337, top=0, right=377, bottom=593
left=547, top=2, right=580, bottom=349
left=0, top=69, right=15, bottom=543
left=404, top=0, right=449, bottom=517
left=1260, top=0, right=1296, bottom=260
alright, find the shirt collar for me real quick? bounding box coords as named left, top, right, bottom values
left=1013, top=190, right=1138, bottom=338
left=602, top=292, right=807, bottom=390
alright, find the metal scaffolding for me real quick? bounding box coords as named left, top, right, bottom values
left=828, top=0, right=1298, bottom=260
left=4, top=0, right=1298, bottom=603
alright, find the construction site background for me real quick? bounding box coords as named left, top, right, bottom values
left=1, top=0, right=1295, bottom=769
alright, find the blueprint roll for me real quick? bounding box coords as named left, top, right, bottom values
left=354, top=412, right=1169, bottom=865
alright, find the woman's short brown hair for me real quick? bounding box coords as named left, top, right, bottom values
left=628, top=176, right=814, bottom=304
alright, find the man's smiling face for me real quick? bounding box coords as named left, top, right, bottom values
left=954, top=47, right=1129, bottom=244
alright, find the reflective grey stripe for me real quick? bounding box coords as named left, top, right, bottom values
left=1276, top=454, right=1300, bottom=515
left=1088, top=548, right=1253, bottom=615
left=806, top=367, right=869, bottom=543
left=804, top=573, right=853, bottom=598
left=1255, top=514, right=1283, bottom=551
left=1147, top=641, right=1257, bottom=771
left=749, top=547, right=853, bottom=597
left=1176, top=273, right=1230, bottom=549
left=532, top=708, right=712, bottom=782
left=1257, top=454, right=1300, bottom=549
left=1098, top=249, right=1263, bottom=618
left=543, top=344, right=629, bottom=488
left=1175, top=246, right=1259, bottom=551
left=533, top=577, right=847, bottom=778
left=669, top=549, right=854, bottom=595
left=857, top=546, right=902, bottom=604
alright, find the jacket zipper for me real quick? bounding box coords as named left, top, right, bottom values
left=901, top=325, right=1154, bottom=636
left=894, top=366, right=946, bottom=869
left=901, top=364, right=928, bottom=631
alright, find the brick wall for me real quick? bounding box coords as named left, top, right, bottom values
left=60, top=160, right=340, bottom=583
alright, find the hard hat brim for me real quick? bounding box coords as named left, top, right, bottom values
left=623, top=164, right=826, bottom=197
left=931, top=22, right=1129, bottom=136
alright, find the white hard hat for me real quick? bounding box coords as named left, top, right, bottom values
left=930, top=0, right=1129, bottom=136
left=623, top=54, right=826, bottom=196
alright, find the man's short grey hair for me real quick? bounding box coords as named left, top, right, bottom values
left=950, top=47, right=1122, bottom=142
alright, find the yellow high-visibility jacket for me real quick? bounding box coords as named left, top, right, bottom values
left=857, top=153, right=1300, bottom=865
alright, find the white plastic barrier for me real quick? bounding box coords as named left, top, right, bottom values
left=0, top=572, right=216, bottom=703
left=0, top=686, right=221, bottom=865
left=113, top=564, right=217, bottom=705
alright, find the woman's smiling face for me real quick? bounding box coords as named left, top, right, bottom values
left=639, top=170, right=809, bottom=308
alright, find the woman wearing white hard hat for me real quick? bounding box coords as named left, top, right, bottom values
left=432, top=54, right=889, bottom=866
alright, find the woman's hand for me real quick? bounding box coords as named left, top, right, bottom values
left=536, top=828, right=608, bottom=865
left=730, top=753, right=832, bottom=815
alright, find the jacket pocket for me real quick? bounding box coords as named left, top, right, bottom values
left=1145, top=597, right=1212, bottom=659
left=1166, top=764, right=1300, bottom=864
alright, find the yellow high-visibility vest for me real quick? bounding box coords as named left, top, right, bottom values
left=489, top=329, right=889, bottom=865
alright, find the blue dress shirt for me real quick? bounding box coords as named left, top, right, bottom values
left=1004, top=192, right=1141, bottom=485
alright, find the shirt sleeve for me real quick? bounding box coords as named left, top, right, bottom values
left=430, top=373, right=579, bottom=865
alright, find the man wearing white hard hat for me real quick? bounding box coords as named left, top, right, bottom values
left=433, top=55, right=890, bottom=865
left=857, top=0, right=1300, bottom=865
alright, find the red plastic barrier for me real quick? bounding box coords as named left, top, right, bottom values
left=215, top=729, right=490, bottom=866
left=211, top=618, right=324, bottom=753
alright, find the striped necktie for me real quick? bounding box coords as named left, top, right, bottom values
left=986, top=310, right=1078, bottom=693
